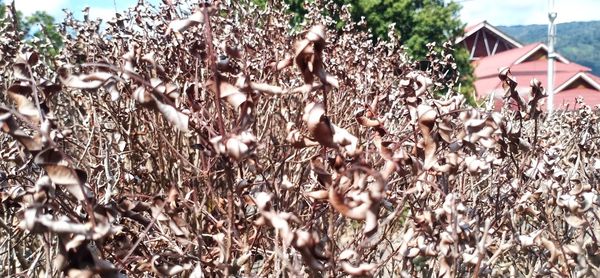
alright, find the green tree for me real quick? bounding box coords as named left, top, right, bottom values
left=1, top=0, right=12, bottom=27
left=284, top=0, right=476, bottom=103
left=0, top=1, right=62, bottom=56
left=23, top=11, right=63, bottom=55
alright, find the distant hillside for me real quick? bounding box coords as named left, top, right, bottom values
left=498, top=21, right=600, bottom=75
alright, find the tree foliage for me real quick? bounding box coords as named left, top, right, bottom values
left=23, top=11, right=63, bottom=54
left=284, top=0, right=476, bottom=103
left=0, top=0, right=62, bottom=56
left=345, top=0, right=461, bottom=56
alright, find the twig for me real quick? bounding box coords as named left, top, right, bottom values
left=201, top=5, right=226, bottom=136
left=473, top=219, right=491, bottom=278
left=121, top=200, right=166, bottom=262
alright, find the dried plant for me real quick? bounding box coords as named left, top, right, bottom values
left=1, top=0, right=600, bottom=277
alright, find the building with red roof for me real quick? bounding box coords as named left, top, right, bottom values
left=456, top=21, right=600, bottom=109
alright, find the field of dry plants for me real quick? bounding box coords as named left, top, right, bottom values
left=1, top=0, right=600, bottom=277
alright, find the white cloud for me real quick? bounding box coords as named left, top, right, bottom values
left=553, top=0, right=600, bottom=24
left=13, top=0, right=69, bottom=17
left=457, top=0, right=600, bottom=26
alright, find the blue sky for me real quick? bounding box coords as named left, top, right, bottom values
left=13, top=0, right=158, bottom=21
left=457, top=0, right=600, bottom=26
left=13, top=0, right=600, bottom=27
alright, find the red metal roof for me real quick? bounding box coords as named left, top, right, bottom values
left=488, top=88, right=600, bottom=111
left=465, top=21, right=600, bottom=109
left=474, top=43, right=543, bottom=78
left=511, top=60, right=589, bottom=73
left=464, top=22, right=483, bottom=35
left=590, top=74, right=600, bottom=85
left=477, top=71, right=600, bottom=109
left=553, top=88, right=600, bottom=109
left=474, top=60, right=591, bottom=97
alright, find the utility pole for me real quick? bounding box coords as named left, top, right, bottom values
left=547, top=0, right=557, bottom=113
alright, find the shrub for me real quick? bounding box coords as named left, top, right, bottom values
left=1, top=1, right=599, bottom=277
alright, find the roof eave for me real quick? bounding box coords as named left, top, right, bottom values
left=514, top=44, right=570, bottom=64
left=554, top=72, right=600, bottom=93
left=455, top=21, right=524, bottom=48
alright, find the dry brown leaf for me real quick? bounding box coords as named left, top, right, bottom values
left=104, top=79, right=120, bottom=101
left=207, top=80, right=247, bottom=109
left=304, top=102, right=359, bottom=156
left=274, top=56, right=293, bottom=70
left=304, top=190, right=328, bottom=200
left=417, top=104, right=438, bottom=170
left=355, top=109, right=383, bottom=128
left=304, top=102, right=335, bottom=147
left=154, top=98, right=189, bottom=131
left=151, top=255, right=187, bottom=276
left=289, top=83, right=315, bottom=94
left=540, top=238, right=559, bottom=264
left=32, top=149, right=87, bottom=200
left=43, top=165, right=87, bottom=201
left=306, top=25, right=326, bottom=42
left=339, top=250, right=376, bottom=276
left=250, top=82, right=284, bottom=95
left=12, top=55, right=30, bottom=80
left=11, top=130, right=44, bottom=153
left=286, top=126, right=319, bottom=148
left=58, top=67, right=114, bottom=89
left=518, top=230, right=542, bottom=247
left=565, top=215, right=586, bottom=228
left=210, top=131, right=256, bottom=161
left=7, top=84, right=39, bottom=123
left=168, top=11, right=204, bottom=33
left=133, top=86, right=153, bottom=104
